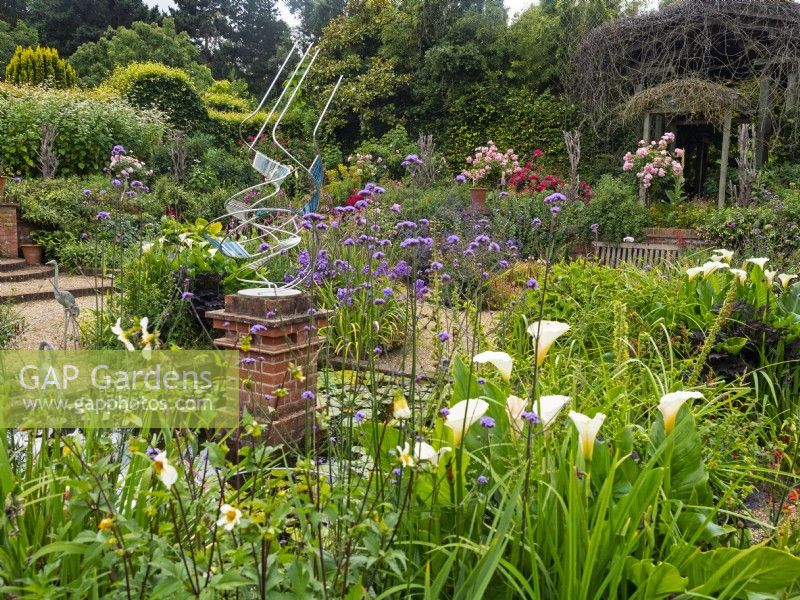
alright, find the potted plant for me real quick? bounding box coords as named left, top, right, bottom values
left=21, top=230, right=43, bottom=265
left=461, top=141, right=520, bottom=211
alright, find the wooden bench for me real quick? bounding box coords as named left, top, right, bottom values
left=592, top=241, right=681, bottom=268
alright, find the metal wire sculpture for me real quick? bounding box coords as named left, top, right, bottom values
left=206, top=42, right=342, bottom=296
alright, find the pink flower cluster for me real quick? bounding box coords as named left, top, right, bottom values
left=622, top=132, right=684, bottom=189
left=462, top=141, right=520, bottom=187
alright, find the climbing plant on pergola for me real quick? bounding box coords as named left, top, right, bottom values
left=573, top=0, right=800, bottom=205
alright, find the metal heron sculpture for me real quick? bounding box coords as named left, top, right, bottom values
left=46, top=260, right=80, bottom=349
left=204, top=42, right=343, bottom=297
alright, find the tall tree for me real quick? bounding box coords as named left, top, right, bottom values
left=27, top=0, right=160, bottom=55
left=0, top=19, right=38, bottom=69
left=171, top=0, right=234, bottom=68
left=0, top=0, right=27, bottom=26
left=226, top=0, right=290, bottom=92
left=285, top=0, right=347, bottom=41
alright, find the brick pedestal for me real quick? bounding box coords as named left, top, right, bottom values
left=206, top=290, right=330, bottom=446
left=0, top=204, right=18, bottom=258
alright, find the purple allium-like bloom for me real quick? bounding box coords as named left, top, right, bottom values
left=499, top=191, right=509, bottom=197
left=526, top=278, right=538, bottom=289
left=419, top=218, right=429, bottom=226
left=373, top=297, right=386, bottom=305
left=441, top=273, right=452, bottom=282
left=455, top=174, right=467, bottom=183
left=391, top=260, right=411, bottom=279
left=13, top=176, right=21, bottom=183
left=354, top=411, right=366, bottom=424
left=446, top=234, right=460, bottom=244
left=374, top=346, right=383, bottom=355
left=437, top=331, right=450, bottom=342
left=477, top=475, right=489, bottom=485
left=301, top=391, right=315, bottom=401
left=480, top=416, right=495, bottom=428
left=304, top=212, right=325, bottom=222
left=82, top=188, right=92, bottom=196
left=439, top=407, right=450, bottom=417
left=395, top=220, right=416, bottom=229
left=111, top=179, right=121, bottom=187
left=430, top=261, right=443, bottom=271
left=532, top=218, right=542, bottom=227
left=343, top=238, right=355, bottom=246
left=475, top=234, right=490, bottom=244
left=590, top=223, right=599, bottom=232
left=391, top=203, right=401, bottom=213
left=392, top=467, right=402, bottom=477
left=258, top=242, right=270, bottom=251
left=240, top=357, right=257, bottom=365
left=478, top=377, right=486, bottom=385
left=112, top=144, right=126, bottom=156
left=372, top=251, right=386, bottom=260
left=499, top=260, right=509, bottom=269
left=544, top=192, right=567, bottom=204
left=550, top=206, right=561, bottom=214
left=131, top=180, right=143, bottom=188
left=354, top=200, right=368, bottom=209
left=382, top=287, right=394, bottom=297
left=80, top=232, right=89, bottom=240
left=488, top=242, right=501, bottom=252
left=522, top=411, right=540, bottom=423
left=400, top=237, right=420, bottom=248
left=180, top=291, right=194, bottom=301
left=96, top=211, right=111, bottom=220
left=250, top=324, right=267, bottom=334
left=266, top=310, right=277, bottom=318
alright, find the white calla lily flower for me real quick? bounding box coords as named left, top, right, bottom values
left=506, top=394, right=527, bottom=434
left=414, top=441, right=451, bottom=466
left=568, top=411, right=606, bottom=461
left=535, top=395, right=571, bottom=429
left=778, top=273, right=797, bottom=289
left=140, top=317, right=157, bottom=351
left=712, top=249, right=734, bottom=263
left=445, top=398, right=489, bottom=444
left=746, top=257, right=769, bottom=270
left=473, top=351, right=513, bottom=381
left=764, top=269, right=777, bottom=287
left=658, top=391, right=703, bottom=434
left=526, top=320, right=571, bottom=366
left=393, top=395, right=412, bottom=420
left=152, top=452, right=178, bottom=489
left=729, top=268, right=747, bottom=284
left=217, top=504, right=242, bottom=531
left=396, top=442, right=415, bottom=468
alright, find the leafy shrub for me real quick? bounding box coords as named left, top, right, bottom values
left=0, top=20, right=38, bottom=72
left=4, top=45, right=76, bottom=88
left=203, top=91, right=250, bottom=112
left=0, top=301, right=24, bottom=349
left=649, top=199, right=714, bottom=228
left=0, top=83, right=165, bottom=175
left=354, top=125, right=418, bottom=179
left=584, top=175, right=650, bottom=242
left=107, top=62, right=207, bottom=131
left=69, top=18, right=213, bottom=89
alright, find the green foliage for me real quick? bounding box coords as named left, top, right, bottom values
left=4, top=45, right=76, bottom=88
left=0, top=84, right=165, bottom=176
left=107, top=62, right=208, bottom=132
left=354, top=124, right=418, bottom=179
left=70, top=18, right=214, bottom=89
left=584, top=174, right=651, bottom=242
left=0, top=20, right=37, bottom=74
left=0, top=301, right=24, bottom=349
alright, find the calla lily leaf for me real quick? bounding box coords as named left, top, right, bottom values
left=718, top=336, right=748, bottom=355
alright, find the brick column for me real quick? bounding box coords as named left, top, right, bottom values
left=206, top=290, right=330, bottom=446
left=0, top=204, right=18, bottom=258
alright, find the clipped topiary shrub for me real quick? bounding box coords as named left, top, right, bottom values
left=4, top=45, right=76, bottom=88
left=107, top=62, right=207, bottom=131
left=0, top=83, right=165, bottom=176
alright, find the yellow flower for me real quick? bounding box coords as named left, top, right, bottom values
left=217, top=504, right=242, bottom=531
left=658, top=391, right=703, bottom=434
left=393, top=393, right=412, bottom=420
left=568, top=411, right=606, bottom=461
left=139, top=317, right=157, bottom=351
left=98, top=517, right=114, bottom=532
left=526, top=320, right=570, bottom=366
left=396, top=442, right=415, bottom=468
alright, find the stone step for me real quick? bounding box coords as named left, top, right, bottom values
left=0, top=258, right=28, bottom=272
left=0, top=275, right=112, bottom=305
left=0, top=265, right=54, bottom=283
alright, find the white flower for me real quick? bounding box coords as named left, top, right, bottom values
left=686, top=266, right=705, bottom=280
left=778, top=273, right=797, bottom=289
left=658, top=391, right=703, bottom=434
left=568, top=411, right=606, bottom=460
left=111, top=318, right=135, bottom=351
left=623, top=236, right=635, bottom=243
left=711, top=249, right=734, bottom=263
left=729, top=268, right=748, bottom=284
left=140, top=317, right=157, bottom=351
left=687, top=261, right=728, bottom=280
left=393, top=394, right=412, bottom=420
left=473, top=351, right=513, bottom=381
left=141, top=242, right=153, bottom=253
left=396, top=442, right=415, bottom=468
left=414, top=441, right=451, bottom=466
left=535, top=395, right=571, bottom=429
left=526, top=320, right=570, bottom=366
left=506, top=394, right=527, bottom=434
left=152, top=452, right=178, bottom=489
left=764, top=269, right=777, bottom=287
left=217, top=504, right=242, bottom=531
left=445, top=398, right=489, bottom=444
left=746, top=257, right=769, bottom=270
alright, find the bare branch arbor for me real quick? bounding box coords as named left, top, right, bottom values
left=574, top=0, right=800, bottom=206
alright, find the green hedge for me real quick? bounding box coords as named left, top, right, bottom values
left=107, top=62, right=207, bottom=132
left=0, top=83, right=165, bottom=176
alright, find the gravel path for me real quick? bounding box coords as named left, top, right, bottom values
left=14, top=295, right=108, bottom=349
